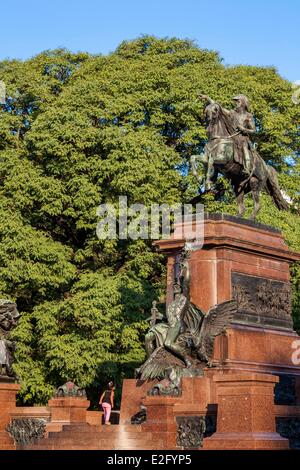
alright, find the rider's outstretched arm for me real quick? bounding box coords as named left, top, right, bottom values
left=199, top=94, right=233, bottom=117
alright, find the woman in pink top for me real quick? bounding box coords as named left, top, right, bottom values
left=99, top=381, right=115, bottom=425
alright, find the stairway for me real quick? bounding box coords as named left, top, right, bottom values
left=22, top=423, right=166, bottom=450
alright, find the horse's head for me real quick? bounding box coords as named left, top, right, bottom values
left=205, top=102, right=221, bottom=122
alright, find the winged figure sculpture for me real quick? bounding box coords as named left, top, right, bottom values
left=136, top=242, right=237, bottom=395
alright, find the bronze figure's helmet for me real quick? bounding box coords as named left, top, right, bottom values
left=233, top=94, right=250, bottom=111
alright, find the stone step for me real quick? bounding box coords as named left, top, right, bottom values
left=60, top=424, right=141, bottom=433
left=0, top=444, right=16, bottom=450
left=24, top=444, right=55, bottom=450
left=113, top=439, right=164, bottom=448
left=52, top=430, right=152, bottom=440
left=44, top=435, right=160, bottom=446
left=26, top=433, right=164, bottom=450
left=99, top=425, right=143, bottom=432
left=25, top=440, right=165, bottom=451
left=55, top=428, right=144, bottom=435
left=116, top=445, right=166, bottom=450
left=46, top=423, right=64, bottom=433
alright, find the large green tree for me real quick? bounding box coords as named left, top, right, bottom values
left=0, top=37, right=299, bottom=405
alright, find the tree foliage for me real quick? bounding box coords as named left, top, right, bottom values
left=0, top=37, right=299, bottom=404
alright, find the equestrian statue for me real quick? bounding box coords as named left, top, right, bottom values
left=190, top=94, right=289, bottom=220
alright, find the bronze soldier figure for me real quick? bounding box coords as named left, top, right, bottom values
left=190, top=94, right=289, bottom=219
left=200, top=94, right=256, bottom=177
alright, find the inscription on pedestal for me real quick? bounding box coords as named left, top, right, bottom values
left=232, top=273, right=293, bottom=330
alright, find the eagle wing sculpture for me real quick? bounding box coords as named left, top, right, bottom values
left=196, top=300, right=237, bottom=364
left=137, top=346, right=185, bottom=381
left=183, top=302, right=205, bottom=337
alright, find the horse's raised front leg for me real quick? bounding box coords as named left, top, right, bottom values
left=236, top=189, right=246, bottom=218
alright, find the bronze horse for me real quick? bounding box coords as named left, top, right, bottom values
left=190, top=102, right=289, bottom=220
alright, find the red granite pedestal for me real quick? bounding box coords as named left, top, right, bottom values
left=118, top=214, right=300, bottom=450
left=120, top=379, right=157, bottom=425
left=46, top=396, right=90, bottom=434
left=157, top=214, right=299, bottom=309
left=203, top=373, right=289, bottom=450
left=154, top=214, right=300, bottom=392
left=141, top=396, right=178, bottom=449
left=48, top=397, right=89, bottom=423
left=121, top=373, right=291, bottom=450
left=0, top=382, right=20, bottom=450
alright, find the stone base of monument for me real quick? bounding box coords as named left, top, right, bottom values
left=202, top=373, right=289, bottom=450
left=134, top=213, right=300, bottom=450
left=1, top=374, right=296, bottom=450
left=140, top=396, right=178, bottom=449
left=0, top=382, right=20, bottom=450
left=120, top=372, right=294, bottom=450
left=48, top=397, right=89, bottom=423
left=213, top=325, right=300, bottom=381
left=117, top=214, right=300, bottom=450
left=203, top=432, right=288, bottom=450
left=10, top=394, right=166, bottom=450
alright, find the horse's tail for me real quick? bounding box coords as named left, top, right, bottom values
left=266, top=166, right=290, bottom=211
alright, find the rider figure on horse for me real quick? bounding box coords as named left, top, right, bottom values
left=190, top=94, right=289, bottom=219
left=200, top=94, right=256, bottom=178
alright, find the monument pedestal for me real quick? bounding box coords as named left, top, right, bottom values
left=203, top=373, right=289, bottom=450
left=155, top=214, right=300, bottom=401
left=44, top=396, right=91, bottom=435
left=48, top=397, right=90, bottom=424
left=213, top=324, right=300, bottom=381
left=119, top=214, right=300, bottom=450
left=120, top=379, right=157, bottom=424
left=141, top=396, right=177, bottom=449
left=157, top=213, right=298, bottom=319
left=121, top=372, right=291, bottom=450
left=0, top=382, right=20, bottom=450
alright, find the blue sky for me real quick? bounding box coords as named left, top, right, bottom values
left=1, top=0, right=299, bottom=82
